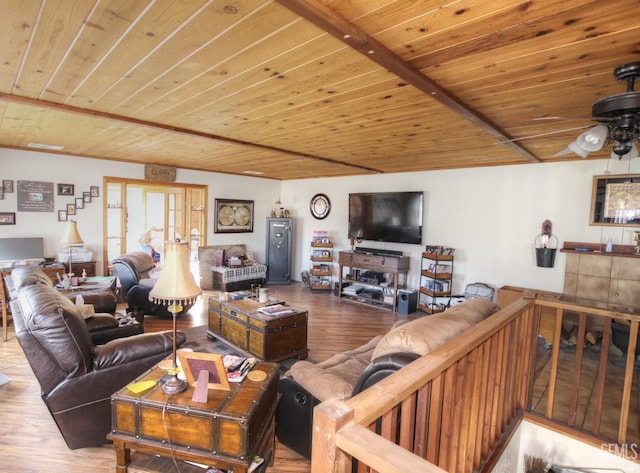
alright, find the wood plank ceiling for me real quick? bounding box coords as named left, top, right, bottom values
left=0, top=0, right=638, bottom=180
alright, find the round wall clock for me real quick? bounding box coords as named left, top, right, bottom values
left=310, top=193, right=331, bottom=219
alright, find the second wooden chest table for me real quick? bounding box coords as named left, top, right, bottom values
left=207, top=296, right=308, bottom=362
left=108, top=361, right=279, bottom=473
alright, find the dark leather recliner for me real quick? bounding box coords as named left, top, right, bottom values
left=112, top=251, right=172, bottom=318
left=112, top=251, right=193, bottom=318
left=8, top=265, right=143, bottom=344
left=12, top=282, right=185, bottom=449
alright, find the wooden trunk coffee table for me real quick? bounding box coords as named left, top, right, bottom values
left=108, top=361, right=279, bottom=473
left=207, top=296, right=308, bottom=362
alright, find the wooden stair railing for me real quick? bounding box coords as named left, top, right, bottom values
left=311, top=297, right=639, bottom=473
left=534, top=298, right=639, bottom=446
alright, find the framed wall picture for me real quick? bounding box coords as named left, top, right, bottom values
left=58, top=210, right=67, bottom=222
left=590, top=174, right=640, bottom=226
left=67, top=203, right=76, bottom=215
left=214, top=199, right=254, bottom=233
left=0, top=212, right=15, bottom=225
left=75, top=197, right=84, bottom=209
left=177, top=352, right=230, bottom=391
left=83, top=191, right=91, bottom=203
left=18, top=180, right=54, bottom=212
left=57, top=183, right=74, bottom=196
left=2, top=180, right=14, bottom=193
left=90, top=186, right=99, bottom=197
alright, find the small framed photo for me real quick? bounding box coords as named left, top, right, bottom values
left=0, top=212, right=16, bottom=225
left=58, top=210, right=67, bottom=222
left=75, top=197, right=84, bottom=209
left=90, top=186, right=99, bottom=197
left=67, top=203, right=76, bottom=215
left=177, top=352, right=230, bottom=391
left=0, top=186, right=3, bottom=200
left=2, top=180, right=13, bottom=193
left=83, top=191, right=91, bottom=203
left=57, top=183, right=74, bottom=196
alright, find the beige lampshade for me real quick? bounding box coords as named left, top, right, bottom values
left=149, top=240, right=201, bottom=306
left=61, top=220, right=84, bottom=246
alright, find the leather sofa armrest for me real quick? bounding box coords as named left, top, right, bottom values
left=92, top=330, right=186, bottom=370
left=85, top=313, right=119, bottom=332
left=65, top=290, right=117, bottom=313
left=351, top=352, right=421, bottom=396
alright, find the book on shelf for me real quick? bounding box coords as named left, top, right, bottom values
left=427, top=263, right=452, bottom=274
left=425, top=245, right=455, bottom=255
left=256, top=304, right=295, bottom=316
left=312, top=230, right=330, bottom=243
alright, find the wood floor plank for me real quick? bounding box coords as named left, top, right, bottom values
left=0, top=283, right=413, bottom=473
left=0, top=282, right=637, bottom=472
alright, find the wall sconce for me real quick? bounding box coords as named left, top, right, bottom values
left=534, top=219, right=557, bottom=268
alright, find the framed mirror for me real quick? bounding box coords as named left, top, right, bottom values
left=590, top=174, right=640, bottom=226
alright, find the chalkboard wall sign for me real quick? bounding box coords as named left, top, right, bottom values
left=17, top=181, right=54, bottom=212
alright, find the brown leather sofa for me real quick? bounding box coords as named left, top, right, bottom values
left=8, top=265, right=144, bottom=344
left=11, top=280, right=186, bottom=449
left=275, top=298, right=500, bottom=459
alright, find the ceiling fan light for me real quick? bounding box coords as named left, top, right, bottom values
left=567, top=140, right=590, bottom=158
left=576, top=124, right=608, bottom=151
left=611, top=142, right=637, bottom=159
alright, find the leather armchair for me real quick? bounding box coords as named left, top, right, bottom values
left=112, top=251, right=193, bottom=318
left=9, top=265, right=143, bottom=344
left=12, top=282, right=185, bottom=449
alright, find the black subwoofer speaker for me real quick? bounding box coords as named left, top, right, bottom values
left=397, top=290, right=418, bottom=314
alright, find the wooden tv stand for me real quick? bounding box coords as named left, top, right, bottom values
left=338, top=251, right=409, bottom=312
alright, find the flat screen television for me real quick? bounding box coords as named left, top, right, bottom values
left=348, top=191, right=423, bottom=244
left=0, top=237, right=45, bottom=265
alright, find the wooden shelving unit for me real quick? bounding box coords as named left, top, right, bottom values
left=310, top=241, right=333, bottom=292
left=419, top=252, right=454, bottom=314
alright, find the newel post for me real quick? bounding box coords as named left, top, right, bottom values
left=311, top=399, right=354, bottom=473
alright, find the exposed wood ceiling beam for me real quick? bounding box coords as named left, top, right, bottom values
left=276, top=0, right=542, bottom=164
left=0, top=93, right=382, bottom=174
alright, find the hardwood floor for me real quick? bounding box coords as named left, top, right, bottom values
left=1, top=283, right=636, bottom=472
left=0, top=283, right=414, bottom=473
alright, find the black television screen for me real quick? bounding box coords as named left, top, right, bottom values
left=348, top=191, right=423, bottom=244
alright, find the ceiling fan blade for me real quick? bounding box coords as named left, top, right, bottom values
left=533, top=115, right=622, bottom=122
left=496, top=125, right=593, bottom=144
left=532, top=116, right=591, bottom=121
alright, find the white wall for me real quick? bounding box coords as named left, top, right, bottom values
left=282, top=159, right=640, bottom=294
left=3, top=148, right=640, bottom=294
left=0, top=149, right=281, bottom=273
left=491, top=419, right=638, bottom=472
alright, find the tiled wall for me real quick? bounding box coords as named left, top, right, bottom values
left=563, top=252, right=640, bottom=314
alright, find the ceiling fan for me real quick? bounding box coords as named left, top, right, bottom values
left=555, top=62, right=640, bottom=160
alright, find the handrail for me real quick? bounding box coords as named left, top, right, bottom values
left=311, top=297, right=639, bottom=472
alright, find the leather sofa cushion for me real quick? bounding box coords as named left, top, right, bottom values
left=372, top=298, right=499, bottom=360
left=288, top=335, right=382, bottom=401
left=11, top=265, right=55, bottom=291
left=120, top=251, right=156, bottom=278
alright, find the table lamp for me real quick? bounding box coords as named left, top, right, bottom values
left=150, top=239, right=202, bottom=394
left=60, top=220, right=84, bottom=279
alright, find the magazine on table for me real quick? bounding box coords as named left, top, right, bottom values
left=226, top=357, right=257, bottom=383
left=256, top=304, right=295, bottom=316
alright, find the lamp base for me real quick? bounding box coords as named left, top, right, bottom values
left=162, top=372, right=187, bottom=395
